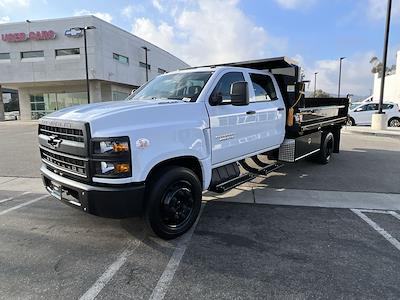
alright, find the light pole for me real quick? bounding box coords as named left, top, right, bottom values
left=141, top=46, right=150, bottom=82
left=371, top=0, right=392, bottom=129
left=314, top=72, right=318, bottom=98
left=338, top=57, right=346, bottom=98
left=378, top=0, right=392, bottom=114
left=71, top=26, right=96, bottom=104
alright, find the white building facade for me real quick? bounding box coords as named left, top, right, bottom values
left=0, top=16, right=189, bottom=120
left=373, top=50, right=400, bottom=104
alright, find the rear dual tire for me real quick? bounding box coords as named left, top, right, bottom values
left=312, top=132, right=334, bottom=164
left=144, top=166, right=202, bottom=240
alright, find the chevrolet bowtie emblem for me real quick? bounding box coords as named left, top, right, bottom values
left=48, top=135, right=62, bottom=148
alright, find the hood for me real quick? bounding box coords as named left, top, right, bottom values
left=44, top=99, right=183, bottom=122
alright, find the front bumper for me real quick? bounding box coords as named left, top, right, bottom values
left=41, top=166, right=145, bottom=218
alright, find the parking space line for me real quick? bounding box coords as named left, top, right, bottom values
left=357, top=209, right=392, bottom=214
left=79, top=240, right=142, bottom=300
left=388, top=211, right=400, bottom=221
left=0, top=195, right=48, bottom=216
left=352, top=209, right=400, bottom=252
left=0, top=192, right=30, bottom=204
left=149, top=203, right=205, bottom=300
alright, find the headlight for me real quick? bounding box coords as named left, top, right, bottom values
left=93, top=139, right=130, bottom=154
left=91, top=137, right=131, bottom=178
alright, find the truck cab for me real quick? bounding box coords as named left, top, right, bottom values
left=39, top=57, right=349, bottom=239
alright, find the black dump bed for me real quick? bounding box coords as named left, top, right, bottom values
left=210, top=57, right=350, bottom=138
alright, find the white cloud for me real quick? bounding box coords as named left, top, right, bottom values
left=274, top=0, right=316, bottom=9
left=0, top=0, right=29, bottom=8
left=74, top=9, right=113, bottom=23
left=121, top=4, right=144, bottom=18
left=303, top=51, right=376, bottom=96
left=367, top=0, right=400, bottom=20
left=152, top=0, right=163, bottom=12
left=0, top=16, right=10, bottom=23
left=132, top=0, right=287, bottom=66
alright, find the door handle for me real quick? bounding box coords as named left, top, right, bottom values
left=246, top=110, right=256, bottom=115
left=277, top=107, right=285, bottom=111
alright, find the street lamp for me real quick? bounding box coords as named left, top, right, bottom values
left=141, top=46, right=150, bottom=82
left=371, top=0, right=392, bottom=130
left=70, top=26, right=96, bottom=104
left=338, top=57, right=346, bottom=98
left=314, top=72, right=318, bottom=98
left=378, top=0, right=392, bottom=114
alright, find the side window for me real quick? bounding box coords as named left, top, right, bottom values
left=249, top=73, right=278, bottom=102
left=210, top=72, right=245, bottom=105
left=366, top=104, right=378, bottom=111
left=383, top=104, right=393, bottom=110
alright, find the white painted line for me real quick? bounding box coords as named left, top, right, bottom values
left=79, top=240, right=142, bottom=300
left=0, top=192, right=30, bottom=204
left=0, top=194, right=48, bottom=216
left=357, top=209, right=392, bottom=214
left=149, top=204, right=205, bottom=300
left=388, top=211, right=400, bottom=221
left=352, top=209, right=400, bottom=252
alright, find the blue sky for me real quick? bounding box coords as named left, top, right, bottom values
left=1, top=0, right=399, bottom=96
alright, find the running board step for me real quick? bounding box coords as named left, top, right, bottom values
left=258, top=163, right=284, bottom=175
left=210, top=173, right=256, bottom=193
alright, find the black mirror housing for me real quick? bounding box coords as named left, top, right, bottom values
left=230, top=81, right=249, bottom=106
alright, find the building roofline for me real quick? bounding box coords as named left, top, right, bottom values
left=0, top=15, right=189, bottom=67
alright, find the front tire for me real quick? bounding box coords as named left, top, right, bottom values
left=144, top=166, right=202, bottom=240
left=346, top=117, right=355, bottom=126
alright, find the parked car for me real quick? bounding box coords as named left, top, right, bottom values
left=347, top=102, right=400, bottom=127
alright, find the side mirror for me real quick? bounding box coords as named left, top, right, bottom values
left=355, top=108, right=363, bottom=112
left=230, top=81, right=249, bottom=106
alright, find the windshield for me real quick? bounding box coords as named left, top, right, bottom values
left=128, top=71, right=213, bottom=102
left=350, top=102, right=362, bottom=110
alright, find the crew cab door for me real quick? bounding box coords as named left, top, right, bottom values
left=206, top=71, right=284, bottom=166
left=247, top=72, right=286, bottom=148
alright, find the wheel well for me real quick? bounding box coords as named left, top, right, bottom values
left=388, top=117, right=400, bottom=122
left=146, top=156, right=203, bottom=188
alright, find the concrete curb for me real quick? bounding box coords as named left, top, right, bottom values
left=343, top=128, right=400, bottom=139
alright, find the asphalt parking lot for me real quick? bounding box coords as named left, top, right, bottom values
left=1, top=122, right=400, bottom=299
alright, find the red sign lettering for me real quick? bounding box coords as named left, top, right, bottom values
left=1, top=30, right=56, bottom=42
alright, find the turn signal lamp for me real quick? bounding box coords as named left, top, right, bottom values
left=115, top=163, right=130, bottom=173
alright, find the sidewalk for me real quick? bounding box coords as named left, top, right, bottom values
left=343, top=125, right=400, bottom=139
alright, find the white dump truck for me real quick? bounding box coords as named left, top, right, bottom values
left=38, top=57, right=349, bottom=239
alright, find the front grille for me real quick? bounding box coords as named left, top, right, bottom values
left=41, top=148, right=88, bottom=178
left=39, top=124, right=84, bottom=143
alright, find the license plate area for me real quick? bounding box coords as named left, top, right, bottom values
left=50, top=181, right=62, bottom=200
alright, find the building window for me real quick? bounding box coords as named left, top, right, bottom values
left=30, top=92, right=87, bottom=120
left=158, top=68, right=167, bottom=74
left=55, top=48, right=80, bottom=56
left=112, top=91, right=130, bottom=101
left=21, top=50, right=44, bottom=59
left=139, top=61, right=151, bottom=70
left=113, top=53, right=129, bottom=64
left=0, top=53, right=10, bottom=60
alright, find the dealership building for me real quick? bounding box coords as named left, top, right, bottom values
left=372, top=50, right=400, bottom=105
left=0, top=16, right=189, bottom=120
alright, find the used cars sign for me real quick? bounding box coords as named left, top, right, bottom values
left=1, top=30, right=56, bottom=42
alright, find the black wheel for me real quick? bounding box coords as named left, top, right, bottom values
left=144, top=166, right=202, bottom=240
left=388, top=117, right=400, bottom=127
left=313, top=132, right=334, bottom=164
left=346, top=117, right=355, bottom=126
